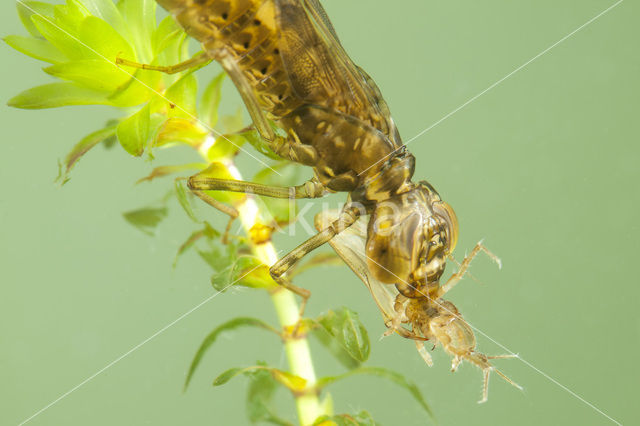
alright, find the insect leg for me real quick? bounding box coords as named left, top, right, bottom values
left=415, top=341, right=434, bottom=367
left=188, top=188, right=238, bottom=244
left=213, top=51, right=277, bottom=144
left=383, top=293, right=408, bottom=336
left=438, top=241, right=502, bottom=297
left=187, top=175, right=326, bottom=242
left=269, top=205, right=361, bottom=317
left=187, top=176, right=327, bottom=199
left=116, top=52, right=212, bottom=74
left=209, top=51, right=318, bottom=167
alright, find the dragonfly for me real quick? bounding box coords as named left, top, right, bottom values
left=116, top=0, right=522, bottom=402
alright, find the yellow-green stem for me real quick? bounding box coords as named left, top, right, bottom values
left=198, top=139, right=322, bottom=425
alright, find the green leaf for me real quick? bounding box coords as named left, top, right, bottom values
left=7, top=82, right=110, bottom=109
left=317, top=367, right=433, bottom=419
left=317, top=308, right=370, bottom=363
left=246, top=367, right=294, bottom=426
left=4, top=35, right=66, bottom=64
left=174, top=179, right=199, bottom=222
left=205, top=133, right=246, bottom=161
left=56, top=124, right=118, bottom=184
left=313, top=412, right=377, bottom=426
left=239, top=128, right=281, bottom=160
left=31, top=14, right=94, bottom=60
left=78, top=16, right=135, bottom=61
left=200, top=72, right=225, bottom=128
left=220, top=108, right=245, bottom=133
left=152, top=15, right=183, bottom=56
left=55, top=0, right=90, bottom=30
left=210, top=256, right=277, bottom=292
left=121, top=0, right=156, bottom=62
left=173, top=222, right=220, bottom=267
left=123, top=206, right=168, bottom=236
left=184, top=317, right=279, bottom=390
left=213, top=366, right=306, bottom=392
left=79, top=0, right=128, bottom=37
left=108, top=68, right=160, bottom=107
left=44, top=59, right=130, bottom=92
left=117, top=103, right=151, bottom=156
left=234, top=259, right=277, bottom=289
left=311, top=324, right=361, bottom=371
left=198, top=239, right=239, bottom=273
left=213, top=367, right=245, bottom=386
left=137, top=163, right=206, bottom=184
left=153, top=117, right=208, bottom=148
left=17, top=1, right=56, bottom=38
left=165, top=72, right=198, bottom=119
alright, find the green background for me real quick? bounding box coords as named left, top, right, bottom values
left=1, top=0, right=638, bottom=425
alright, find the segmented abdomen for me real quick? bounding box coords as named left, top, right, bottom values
left=158, top=0, right=303, bottom=119
left=158, top=0, right=404, bottom=192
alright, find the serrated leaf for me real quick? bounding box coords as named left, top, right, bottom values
left=117, top=103, right=151, bottom=156
left=165, top=72, right=198, bottom=119
left=123, top=206, right=167, bottom=236
left=200, top=72, right=225, bottom=128
left=4, top=35, right=66, bottom=64
left=153, top=118, right=208, bottom=148
left=137, top=163, right=205, bottom=184
left=184, top=317, right=279, bottom=390
left=17, top=1, right=56, bottom=38
left=44, top=59, right=130, bottom=92
left=213, top=366, right=306, bottom=392
left=7, top=82, right=110, bottom=109
left=317, top=308, right=370, bottom=363
left=78, top=16, right=135, bottom=61
left=317, top=367, right=433, bottom=419
left=173, top=222, right=220, bottom=267
left=57, top=124, right=117, bottom=184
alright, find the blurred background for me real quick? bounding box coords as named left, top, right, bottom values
left=1, top=0, right=638, bottom=425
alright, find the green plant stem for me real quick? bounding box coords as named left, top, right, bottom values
left=198, top=142, right=322, bottom=425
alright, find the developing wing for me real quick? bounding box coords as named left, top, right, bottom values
left=314, top=210, right=398, bottom=324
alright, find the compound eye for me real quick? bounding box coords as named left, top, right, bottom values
left=432, top=201, right=458, bottom=254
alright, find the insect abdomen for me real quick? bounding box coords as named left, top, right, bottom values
left=158, top=0, right=303, bottom=118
